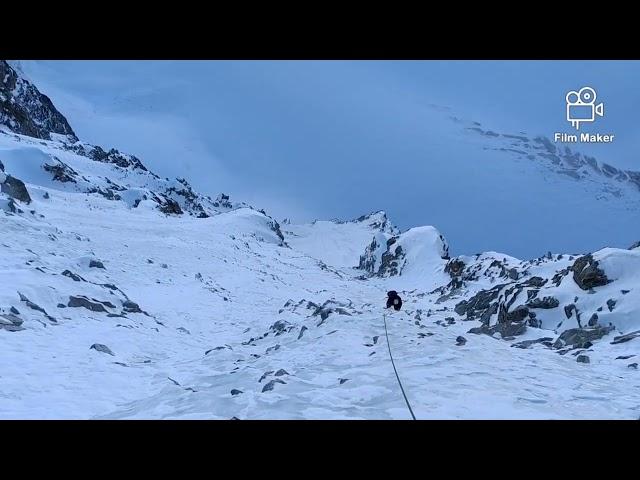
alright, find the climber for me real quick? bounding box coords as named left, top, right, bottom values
left=386, top=291, right=402, bottom=311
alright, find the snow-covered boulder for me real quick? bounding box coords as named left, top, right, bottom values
left=0, top=174, right=31, bottom=203
left=209, top=207, right=286, bottom=246
left=453, top=246, right=640, bottom=345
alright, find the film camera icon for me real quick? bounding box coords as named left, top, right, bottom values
left=566, top=87, right=604, bottom=130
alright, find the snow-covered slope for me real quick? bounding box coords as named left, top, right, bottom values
left=285, top=211, right=397, bottom=269
left=1, top=60, right=639, bottom=419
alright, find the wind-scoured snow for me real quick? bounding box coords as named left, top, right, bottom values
left=1, top=61, right=639, bottom=419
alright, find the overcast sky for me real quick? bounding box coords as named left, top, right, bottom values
left=20, top=60, right=640, bottom=258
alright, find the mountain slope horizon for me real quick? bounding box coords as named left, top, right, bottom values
left=1, top=60, right=639, bottom=420
left=14, top=60, right=640, bottom=258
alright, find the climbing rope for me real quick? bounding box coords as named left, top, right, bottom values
left=383, top=313, right=417, bottom=420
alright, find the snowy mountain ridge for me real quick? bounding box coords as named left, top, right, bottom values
left=446, top=108, right=640, bottom=200
left=1, top=60, right=639, bottom=419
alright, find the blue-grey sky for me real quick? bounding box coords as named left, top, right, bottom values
left=21, top=60, right=640, bottom=258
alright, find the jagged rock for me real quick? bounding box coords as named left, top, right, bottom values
left=62, top=270, right=84, bottom=282
left=297, top=325, right=308, bottom=339
left=506, top=305, right=530, bottom=323
left=607, top=299, right=616, bottom=312
left=551, top=268, right=571, bottom=287
left=307, top=300, right=353, bottom=323
left=0, top=316, right=21, bottom=333
left=499, top=321, right=527, bottom=337
left=455, top=284, right=505, bottom=320
left=511, top=337, right=554, bottom=349
left=159, top=198, right=183, bottom=215
left=67, top=296, right=109, bottom=313
left=261, top=379, right=286, bottom=393
left=468, top=324, right=492, bottom=335
left=274, top=369, right=289, bottom=376
left=9, top=306, right=19, bottom=315
left=553, top=326, right=614, bottom=349
left=527, top=296, right=560, bottom=309
left=588, top=313, right=598, bottom=327
left=610, top=330, right=640, bottom=345
left=267, top=217, right=285, bottom=244
left=527, top=314, right=542, bottom=328
left=628, top=241, right=640, bottom=250
left=212, top=193, right=232, bottom=209
left=0, top=313, right=23, bottom=326
left=454, top=301, right=468, bottom=316
left=468, top=320, right=526, bottom=339
left=455, top=336, right=467, bottom=346
left=524, top=276, right=547, bottom=288
left=339, top=378, right=349, bottom=384
left=67, top=144, right=147, bottom=171
left=571, top=254, right=610, bottom=290
left=507, top=268, right=519, bottom=280
left=616, top=355, right=635, bottom=360
left=0, top=323, right=25, bottom=332
left=43, top=162, right=78, bottom=183
left=629, top=363, right=638, bottom=369
left=265, top=344, right=281, bottom=354
left=479, top=303, right=498, bottom=324
left=379, top=240, right=403, bottom=277
left=122, top=300, right=142, bottom=313
left=86, top=186, right=121, bottom=201
left=0, top=175, right=31, bottom=203
left=269, top=320, right=294, bottom=336
left=564, top=304, right=577, bottom=319
left=230, top=389, right=243, bottom=396
left=18, top=292, right=55, bottom=323
left=89, top=260, right=105, bottom=269
left=0, top=61, right=77, bottom=141
left=577, top=355, right=590, bottom=364
left=43, top=191, right=50, bottom=199
left=90, top=343, right=115, bottom=356
left=445, top=259, right=466, bottom=277
left=205, top=346, right=227, bottom=355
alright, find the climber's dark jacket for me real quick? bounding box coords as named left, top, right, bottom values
left=386, top=291, right=402, bottom=311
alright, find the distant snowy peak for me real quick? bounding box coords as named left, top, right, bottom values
left=316, top=210, right=398, bottom=234
left=350, top=210, right=399, bottom=235
left=0, top=61, right=77, bottom=142
left=461, top=122, right=640, bottom=198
